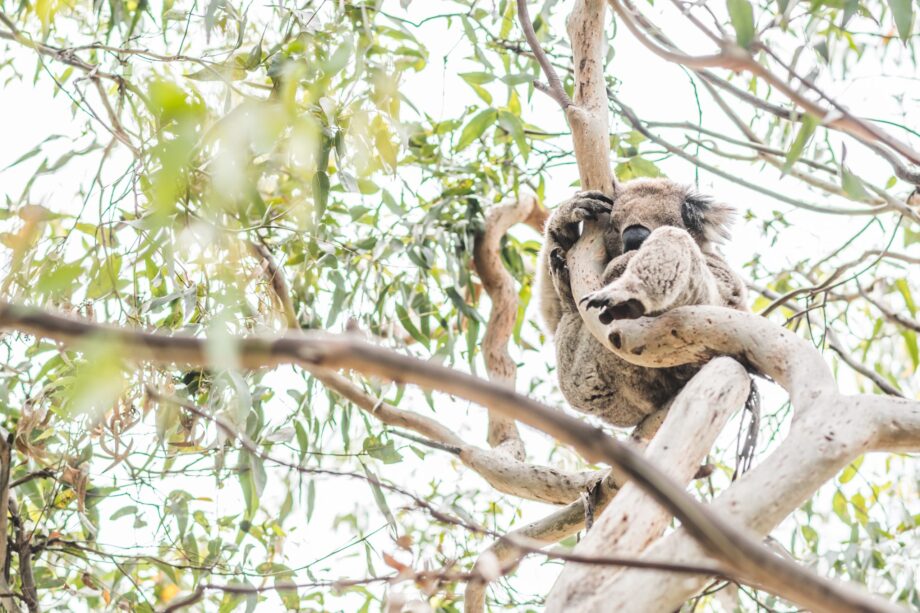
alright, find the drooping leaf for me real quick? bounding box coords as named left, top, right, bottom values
left=784, top=114, right=818, bottom=172
left=887, top=0, right=914, bottom=41
left=726, top=0, right=756, bottom=48
left=456, top=108, right=497, bottom=151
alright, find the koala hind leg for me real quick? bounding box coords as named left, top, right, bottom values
left=582, top=226, right=719, bottom=323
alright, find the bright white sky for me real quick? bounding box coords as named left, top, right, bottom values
left=0, top=0, right=918, bottom=611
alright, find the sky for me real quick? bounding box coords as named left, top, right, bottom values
left=0, top=0, right=918, bottom=611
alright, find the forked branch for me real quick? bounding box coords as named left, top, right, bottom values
left=0, top=302, right=912, bottom=612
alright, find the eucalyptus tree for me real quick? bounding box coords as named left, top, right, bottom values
left=0, top=0, right=917, bottom=611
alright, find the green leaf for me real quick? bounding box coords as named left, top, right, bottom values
left=395, top=303, right=428, bottom=346
left=832, top=490, right=851, bottom=523
left=362, top=436, right=403, bottom=464
left=312, top=171, right=329, bottom=219
left=887, top=0, right=914, bottom=41
left=361, top=463, right=396, bottom=534
left=801, top=524, right=818, bottom=548
left=325, top=40, right=353, bottom=75
left=306, top=480, right=316, bottom=522
left=903, top=330, right=919, bottom=370
left=36, top=261, right=83, bottom=297
left=243, top=43, right=262, bottom=70
left=839, top=456, right=864, bottom=483
left=456, top=109, right=497, bottom=151
left=896, top=278, right=917, bottom=316
left=784, top=114, right=818, bottom=172
left=497, top=110, right=529, bottom=160
left=459, top=72, right=494, bottom=85
left=615, top=157, right=661, bottom=181
left=726, top=0, right=756, bottom=48
left=840, top=167, right=870, bottom=201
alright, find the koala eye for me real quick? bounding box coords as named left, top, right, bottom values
left=622, top=225, right=651, bottom=252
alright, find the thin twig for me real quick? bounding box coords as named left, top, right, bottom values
left=516, top=0, right=572, bottom=108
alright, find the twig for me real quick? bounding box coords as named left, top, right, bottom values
left=8, top=500, right=38, bottom=613
left=825, top=328, right=904, bottom=397
left=515, top=0, right=572, bottom=109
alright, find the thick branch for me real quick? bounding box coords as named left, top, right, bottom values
left=546, top=357, right=751, bottom=608
left=473, top=193, right=541, bottom=459
left=550, top=302, right=917, bottom=610
left=0, top=302, right=910, bottom=613
left=564, top=0, right=617, bottom=194
left=578, top=390, right=918, bottom=611
left=252, top=237, right=598, bottom=504
left=464, top=474, right=619, bottom=613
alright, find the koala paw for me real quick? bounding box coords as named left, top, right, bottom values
left=547, top=191, right=615, bottom=250
left=580, top=285, right=648, bottom=324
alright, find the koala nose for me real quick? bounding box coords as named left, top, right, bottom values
left=622, top=225, right=651, bottom=252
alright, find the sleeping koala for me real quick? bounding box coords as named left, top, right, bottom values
left=537, top=178, right=747, bottom=429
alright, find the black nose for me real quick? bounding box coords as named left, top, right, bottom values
left=622, top=225, right=651, bottom=252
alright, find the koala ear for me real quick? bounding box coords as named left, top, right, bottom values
left=681, top=191, right=735, bottom=244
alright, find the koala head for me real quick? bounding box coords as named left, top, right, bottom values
left=603, top=178, right=735, bottom=259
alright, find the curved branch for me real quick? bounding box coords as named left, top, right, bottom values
left=609, top=0, right=746, bottom=70
left=547, top=357, right=750, bottom=608
left=0, top=302, right=911, bottom=613
left=248, top=245, right=612, bottom=505
left=473, top=192, right=542, bottom=459
left=464, top=474, right=619, bottom=613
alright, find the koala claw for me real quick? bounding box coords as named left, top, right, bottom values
left=581, top=290, right=647, bottom=323
left=569, top=192, right=614, bottom=221
left=550, top=247, right=568, bottom=275
left=575, top=191, right=615, bottom=206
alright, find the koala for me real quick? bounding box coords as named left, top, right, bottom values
left=537, top=178, right=747, bottom=430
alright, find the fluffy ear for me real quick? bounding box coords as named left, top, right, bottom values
left=681, top=191, right=735, bottom=244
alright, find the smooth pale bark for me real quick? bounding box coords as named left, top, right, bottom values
left=473, top=191, right=544, bottom=459
left=543, top=303, right=920, bottom=610
left=565, top=0, right=617, bottom=195
left=545, top=357, right=750, bottom=609
left=569, top=398, right=915, bottom=612
left=4, top=303, right=907, bottom=612
left=465, top=357, right=749, bottom=613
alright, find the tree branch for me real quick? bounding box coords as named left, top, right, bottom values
left=515, top=0, right=572, bottom=109
left=547, top=357, right=750, bottom=607
left=0, top=429, right=22, bottom=613
left=463, top=474, right=619, bottom=613
left=608, top=0, right=920, bottom=179
left=8, top=500, right=38, bottom=613
left=1, top=303, right=912, bottom=612
left=472, top=192, right=542, bottom=459
left=248, top=241, right=609, bottom=505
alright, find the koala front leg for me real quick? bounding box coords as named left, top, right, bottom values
left=538, top=192, right=614, bottom=330
left=582, top=227, right=719, bottom=323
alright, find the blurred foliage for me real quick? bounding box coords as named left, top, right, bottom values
left=0, top=0, right=918, bottom=611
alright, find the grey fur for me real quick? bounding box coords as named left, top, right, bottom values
left=537, top=178, right=747, bottom=427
